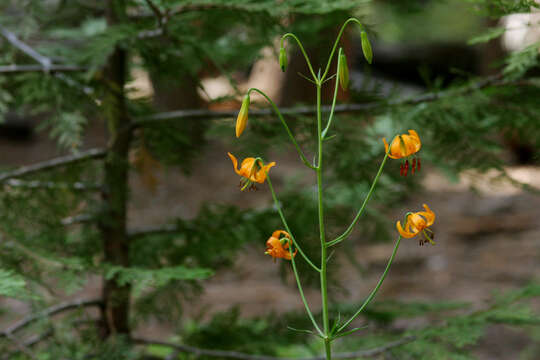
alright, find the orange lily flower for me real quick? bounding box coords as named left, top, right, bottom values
left=228, top=152, right=275, bottom=191
left=396, top=204, right=436, bottom=246
left=383, top=130, right=422, bottom=176
left=265, top=230, right=297, bottom=261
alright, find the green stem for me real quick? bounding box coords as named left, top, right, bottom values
left=327, top=152, right=389, bottom=247
left=248, top=88, right=316, bottom=170
left=321, top=48, right=343, bottom=140
left=320, top=18, right=365, bottom=82
left=337, top=235, right=402, bottom=333
left=316, top=83, right=331, bottom=358
left=281, top=33, right=317, bottom=81
left=265, top=174, right=323, bottom=337
left=265, top=174, right=320, bottom=272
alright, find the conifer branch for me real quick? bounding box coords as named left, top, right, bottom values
left=134, top=336, right=415, bottom=360
left=0, top=148, right=107, bottom=183
left=0, top=299, right=103, bottom=338
left=0, top=64, right=86, bottom=73
left=2, top=329, right=54, bottom=360
left=61, top=213, right=95, bottom=226
left=0, top=26, right=52, bottom=71
left=3, top=332, right=38, bottom=360
left=4, top=179, right=101, bottom=191
left=144, top=0, right=164, bottom=25
left=134, top=74, right=523, bottom=127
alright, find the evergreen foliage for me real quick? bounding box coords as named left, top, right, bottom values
left=0, top=0, right=538, bottom=358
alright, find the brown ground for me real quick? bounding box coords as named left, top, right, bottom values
left=1, top=126, right=539, bottom=359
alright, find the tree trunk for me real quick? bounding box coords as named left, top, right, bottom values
left=99, top=0, right=132, bottom=337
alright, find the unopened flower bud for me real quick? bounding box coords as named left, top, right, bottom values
left=236, top=95, right=250, bottom=138
left=361, top=31, right=373, bottom=64
left=279, top=47, right=287, bottom=72
left=338, top=52, right=349, bottom=91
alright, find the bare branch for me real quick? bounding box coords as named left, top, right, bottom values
left=128, top=224, right=180, bottom=239
left=0, top=26, right=52, bottom=71
left=144, top=0, right=164, bottom=25
left=4, top=179, right=101, bottom=191
left=0, top=64, right=86, bottom=74
left=134, top=336, right=415, bottom=360
left=134, top=74, right=518, bottom=128
left=0, top=298, right=102, bottom=338
left=0, top=148, right=107, bottom=183
left=0, top=26, right=88, bottom=77
left=61, top=213, right=95, bottom=226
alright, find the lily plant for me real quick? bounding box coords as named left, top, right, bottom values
left=229, top=18, right=436, bottom=360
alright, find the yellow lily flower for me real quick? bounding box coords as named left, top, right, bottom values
left=227, top=152, right=275, bottom=191
left=265, top=230, right=297, bottom=261
left=382, top=130, right=422, bottom=176
left=396, top=204, right=436, bottom=246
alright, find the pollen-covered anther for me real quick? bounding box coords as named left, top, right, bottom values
left=412, top=158, right=417, bottom=174
left=402, top=159, right=409, bottom=177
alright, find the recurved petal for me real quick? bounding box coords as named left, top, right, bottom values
left=272, top=230, right=289, bottom=239
left=254, top=161, right=276, bottom=183
left=227, top=152, right=242, bottom=176
left=383, top=137, right=400, bottom=159
left=419, top=204, right=435, bottom=226
left=396, top=220, right=418, bottom=238
left=408, top=129, right=420, bottom=141
left=407, top=130, right=421, bottom=152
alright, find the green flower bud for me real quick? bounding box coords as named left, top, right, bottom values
left=279, top=47, right=287, bottom=72
left=338, top=52, right=349, bottom=91
left=361, top=31, right=373, bottom=64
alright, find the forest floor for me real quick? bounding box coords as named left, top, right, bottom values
left=1, top=128, right=539, bottom=359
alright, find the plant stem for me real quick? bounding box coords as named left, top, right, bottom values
left=316, top=82, right=331, bottom=360
left=266, top=175, right=323, bottom=337
left=321, top=48, right=342, bottom=140
left=337, top=236, right=402, bottom=333
left=249, top=88, right=316, bottom=170
left=327, top=152, right=389, bottom=247
left=265, top=175, right=320, bottom=272
left=281, top=33, right=317, bottom=81
left=320, top=18, right=364, bottom=81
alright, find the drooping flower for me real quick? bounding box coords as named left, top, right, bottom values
left=382, top=130, right=422, bottom=176
left=265, top=230, right=297, bottom=261
left=235, top=95, right=250, bottom=138
left=396, top=204, right=436, bottom=246
left=228, top=152, right=275, bottom=191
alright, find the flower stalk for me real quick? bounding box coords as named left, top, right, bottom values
left=229, top=18, right=435, bottom=360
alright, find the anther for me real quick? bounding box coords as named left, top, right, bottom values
left=403, top=160, right=409, bottom=177
left=412, top=158, right=417, bottom=174
left=417, top=157, right=421, bottom=172
left=400, top=164, right=404, bottom=176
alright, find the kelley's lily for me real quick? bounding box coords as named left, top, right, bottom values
left=383, top=130, right=422, bottom=176
left=228, top=152, right=275, bottom=191
left=396, top=204, right=436, bottom=246
left=265, top=230, right=297, bottom=261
